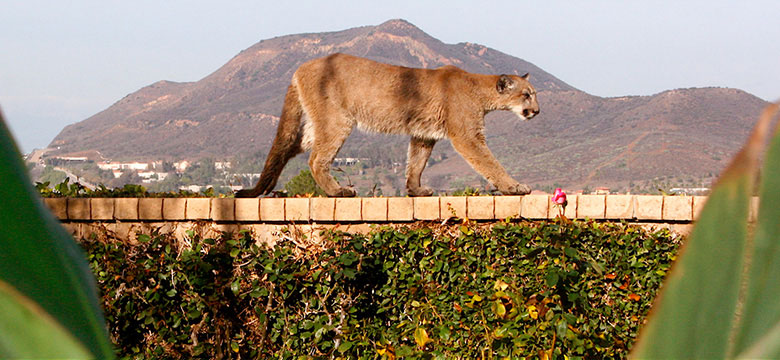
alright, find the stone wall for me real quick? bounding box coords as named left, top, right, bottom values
left=42, top=195, right=718, bottom=223
left=39, top=195, right=744, bottom=243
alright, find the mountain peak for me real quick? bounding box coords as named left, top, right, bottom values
left=377, top=18, right=417, bottom=29
left=373, top=18, right=429, bottom=38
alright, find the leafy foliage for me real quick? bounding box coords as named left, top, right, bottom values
left=284, top=169, right=325, bottom=197
left=450, top=186, right=483, bottom=196
left=80, top=219, right=680, bottom=359
left=36, top=178, right=216, bottom=198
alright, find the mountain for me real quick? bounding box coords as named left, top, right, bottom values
left=49, top=19, right=768, bottom=192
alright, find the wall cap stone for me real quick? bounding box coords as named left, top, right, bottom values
left=45, top=195, right=704, bottom=223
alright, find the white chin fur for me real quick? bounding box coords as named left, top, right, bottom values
left=511, top=107, right=528, bottom=121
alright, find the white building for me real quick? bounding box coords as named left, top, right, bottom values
left=173, top=161, right=190, bottom=173
left=138, top=171, right=169, bottom=183
left=98, top=162, right=150, bottom=171
left=215, top=161, right=232, bottom=170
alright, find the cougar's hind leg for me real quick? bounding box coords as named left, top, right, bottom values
left=406, top=136, right=436, bottom=196
left=308, top=117, right=356, bottom=197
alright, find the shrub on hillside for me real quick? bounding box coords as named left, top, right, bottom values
left=81, top=219, right=680, bottom=359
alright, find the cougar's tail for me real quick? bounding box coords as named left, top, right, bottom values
left=235, top=84, right=304, bottom=198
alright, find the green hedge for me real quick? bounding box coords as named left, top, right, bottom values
left=35, top=179, right=209, bottom=198
left=81, top=219, right=680, bottom=359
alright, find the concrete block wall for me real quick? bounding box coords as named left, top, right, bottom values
left=41, top=195, right=725, bottom=223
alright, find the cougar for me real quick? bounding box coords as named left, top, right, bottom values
left=235, top=53, right=539, bottom=198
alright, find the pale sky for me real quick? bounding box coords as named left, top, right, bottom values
left=1, top=0, right=778, bottom=153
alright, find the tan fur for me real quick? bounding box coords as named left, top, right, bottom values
left=235, top=53, right=540, bottom=198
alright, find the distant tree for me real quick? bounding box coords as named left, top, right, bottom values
left=109, top=171, right=142, bottom=188
left=284, top=169, right=325, bottom=197
left=162, top=161, right=175, bottom=173
left=38, top=165, right=67, bottom=186
left=147, top=174, right=183, bottom=193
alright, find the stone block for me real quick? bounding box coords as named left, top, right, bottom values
left=467, top=196, right=495, bottom=220
left=139, top=198, right=163, bottom=220
left=414, top=197, right=440, bottom=220
left=67, top=198, right=90, bottom=220
left=362, top=198, right=388, bottom=221
left=387, top=197, right=414, bottom=221
left=521, top=195, right=549, bottom=219
left=90, top=198, right=114, bottom=220
left=310, top=197, right=335, bottom=221
left=260, top=198, right=285, bottom=221
left=114, top=198, right=139, bottom=220
left=335, top=198, right=362, bottom=221
left=693, top=196, right=708, bottom=220
left=440, top=196, right=467, bottom=219
left=494, top=196, right=523, bottom=219
left=211, top=198, right=235, bottom=221
left=285, top=198, right=310, bottom=221
left=635, top=195, right=663, bottom=220
left=213, top=223, right=239, bottom=234
left=61, top=223, right=81, bottom=239
left=162, top=198, right=187, bottom=220
left=234, top=198, right=260, bottom=221
left=663, top=196, right=693, bottom=221
left=43, top=198, right=68, bottom=220
left=606, top=195, right=634, bottom=219
left=577, top=195, right=605, bottom=219
left=186, top=198, right=211, bottom=220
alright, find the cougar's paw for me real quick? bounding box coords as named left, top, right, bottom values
left=407, top=186, right=434, bottom=197
left=500, top=182, right=531, bottom=195
left=234, top=189, right=256, bottom=198
left=331, top=187, right=357, bottom=197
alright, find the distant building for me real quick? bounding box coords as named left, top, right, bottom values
left=333, top=157, right=366, bottom=166
left=56, top=156, right=89, bottom=162
left=98, top=162, right=150, bottom=171
left=670, top=187, right=710, bottom=196
left=138, top=171, right=169, bottom=183
left=215, top=161, right=232, bottom=170
left=180, top=184, right=203, bottom=192
left=593, top=187, right=610, bottom=195
left=174, top=161, right=190, bottom=173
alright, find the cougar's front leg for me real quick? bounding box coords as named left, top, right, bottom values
left=405, top=136, right=436, bottom=196
left=449, top=132, right=531, bottom=195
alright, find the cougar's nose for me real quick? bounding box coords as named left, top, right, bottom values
left=523, top=108, right=540, bottom=119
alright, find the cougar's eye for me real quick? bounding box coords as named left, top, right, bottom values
left=522, top=92, right=530, bottom=99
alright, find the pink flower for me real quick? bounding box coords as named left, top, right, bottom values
left=552, top=188, right=567, bottom=206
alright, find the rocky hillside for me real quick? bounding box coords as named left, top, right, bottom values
left=49, top=19, right=768, bottom=191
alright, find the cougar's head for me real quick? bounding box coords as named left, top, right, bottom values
left=496, top=74, right=539, bottom=120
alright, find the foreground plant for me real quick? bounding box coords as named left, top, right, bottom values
left=631, top=103, right=780, bottom=358
left=0, top=112, right=114, bottom=358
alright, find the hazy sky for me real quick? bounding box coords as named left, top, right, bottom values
left=1, top=1, right=778, bottom=153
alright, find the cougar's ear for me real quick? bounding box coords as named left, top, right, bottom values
left=496, top=75, right=516, bottom=94
left=521, top=73, right=529, bottom=80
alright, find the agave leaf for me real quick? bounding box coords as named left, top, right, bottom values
left=0, top=113, right=114, bottom=358
left=0, top=279, right=91, bottom=358
left=631, top=103, right=778, bottom=358
left=732, top=103, right=780, bottom=358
